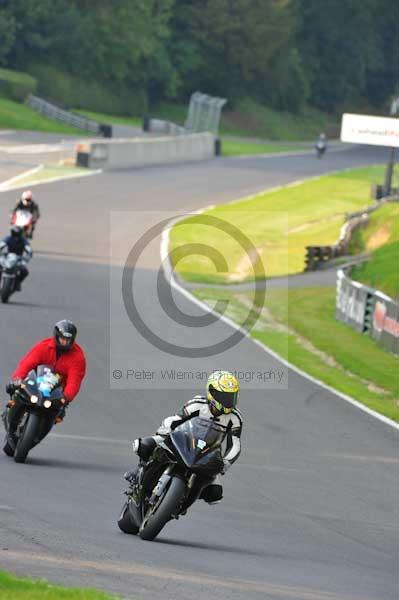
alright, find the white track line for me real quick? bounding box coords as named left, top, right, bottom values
left=0, top=164, right=43, bottom=191
left=0, top=168, right=102, bottom=192
left=160, top=204, right=399, bottom=434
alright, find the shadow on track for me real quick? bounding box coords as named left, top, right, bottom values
left=0, top=300, right=73, bottom=309
left=0, top=300, right=44, bottom=308
left=24, top=457, right=119, bottom=473
left=155, top=536, right=265, bottom=557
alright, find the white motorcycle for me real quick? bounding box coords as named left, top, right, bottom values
left=0, top=242, right=32, bottom=303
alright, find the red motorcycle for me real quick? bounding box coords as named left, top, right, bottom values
left=10, top=210, right=35, bottom=239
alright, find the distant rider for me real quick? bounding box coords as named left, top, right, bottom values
left=11, top=190, right=40, bottom=222
left=315, top=132, right=327, bottom=158
left=0, top=226, right=32, bottom=290
left=11, top=190, right=40, bottom=236
left=126, top=370, right=242, bottom=504
left=3, top=320, right=87, bottom=453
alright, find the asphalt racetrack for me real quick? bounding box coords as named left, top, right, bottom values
left=1, top=145, right=398, bottom=600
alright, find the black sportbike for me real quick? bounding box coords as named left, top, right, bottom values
left=118, top=416, right=225, bottom=541
left=2, top=365, right=65, bottom=463
left=0, top=252, right=21, bottom=303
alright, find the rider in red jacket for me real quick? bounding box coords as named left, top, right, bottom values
left=11, top=320, right=86, bottom=402
left=4, top=320, right=86, bottom=451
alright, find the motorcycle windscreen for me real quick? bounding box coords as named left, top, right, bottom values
left=170, top=416, right=224, bottom=472
left=23, top=366, right=63, bottom=403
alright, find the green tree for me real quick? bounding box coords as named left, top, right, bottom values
left=364, top=0, right=399, bottom=110
left=169, top=0, right=303, bottom=108
left=296, top=0, right=378, bottom=112
left=0, top=6, right=16, bottom=65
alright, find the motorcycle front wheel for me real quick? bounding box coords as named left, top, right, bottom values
left=139, top=476, right=186, bottom=541
left=14, top=413, right=42, bottom=463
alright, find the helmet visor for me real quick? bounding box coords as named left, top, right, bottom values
left=209, top=385, right=237, bottom=411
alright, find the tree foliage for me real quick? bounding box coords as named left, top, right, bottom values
left=0, top=0, right=398, bottom=114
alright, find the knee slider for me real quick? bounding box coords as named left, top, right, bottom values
left=200, top=483, right=223, bottom=503
left=136, top=436, right=156, bottom=461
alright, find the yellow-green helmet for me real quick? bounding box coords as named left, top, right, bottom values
left=207, top=370, right=240, bottom=417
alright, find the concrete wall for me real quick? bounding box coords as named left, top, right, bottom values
left=87, top=132, right=215, bottom=169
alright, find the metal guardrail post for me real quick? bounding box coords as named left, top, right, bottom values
left=27, top=94, right=111, bottom=137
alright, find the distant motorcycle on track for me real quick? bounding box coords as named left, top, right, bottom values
left=315, top=133, right=327, bottom=159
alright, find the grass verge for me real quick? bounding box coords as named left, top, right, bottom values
left=351, top=241, right=399, bottom=301
left=220, top=98, right=336, bottom=140
left=221, top=138, right=307, bottom=156
left=75, top=109, right=142, bottom=129
left=349, top=202, right=399, bottom=254
left=194, top=286, right=399, bottom=421
left=170, top=166, right=389, bottom=284
left=0, top=570, right=120, bottom=600
left=0, top=97, right=88, bottom=135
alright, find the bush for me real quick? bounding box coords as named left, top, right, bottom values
left=30, top=65, right=147, bottom=116
left=0, top=67, right=37, bottom=102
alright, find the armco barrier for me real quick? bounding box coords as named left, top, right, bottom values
left=336, top=269, right=375, bottom=333
left=27, top=94, right=112, bottom=137
left=82, top=132, right=215, bottom=169
left=305, top=214, right=369, bottom=271
left=371, top=292, right=399, bottom=355
left=336, top=269, right=399, bottom=355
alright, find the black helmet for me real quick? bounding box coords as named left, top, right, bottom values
left=54, top=319, right=77, bottom=352
left=10, top=225, right=23, bottom=237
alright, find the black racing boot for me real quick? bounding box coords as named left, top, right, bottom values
left=3, top=437, right=15, bottom=457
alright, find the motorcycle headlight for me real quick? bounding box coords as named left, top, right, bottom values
left=44, top=400, right=52, bottom=409
left=30, top=395, right=38, bottom=404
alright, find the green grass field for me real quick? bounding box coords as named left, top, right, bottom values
left=194, top=286, right=399, bottom=421
left=170, top=166, right=388, bottom=283
left=349, top=202, right=399, bottom=254
left=219, top=98, right=334, bottom=140
left=351, top=241, right=399, bottom=300
left=221, top=138, right=307, bottom=156
left=0, top=97, right=88, bottom=135
left=75, top=109, right=142, bottom=129
left=0, top=571, right=120, bottom=600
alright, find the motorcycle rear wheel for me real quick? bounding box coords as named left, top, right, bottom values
left=0, top=278, right=14, bottom=303
left=139, top=476, right=186, bottom=541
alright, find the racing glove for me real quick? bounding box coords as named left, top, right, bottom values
left=6, top=380, right=21, bottom=395
left=55, top=397, right=70, bottom=424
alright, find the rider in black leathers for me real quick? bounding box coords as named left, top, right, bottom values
left=126, top=370, right=243, bottom=505
left=0, top=226, right=32, bottom=290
